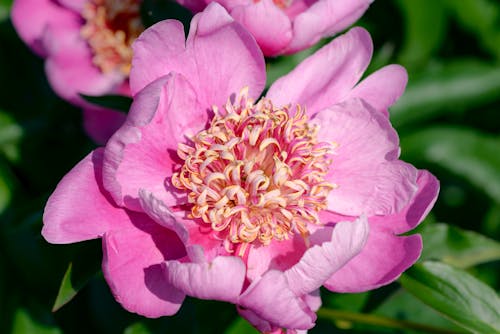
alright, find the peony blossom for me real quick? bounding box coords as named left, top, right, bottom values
left=11, top=0, right=144, bottom=143
left=42, top=3, right=439, bottom=332
left=176, top=0, right=373, bottom=56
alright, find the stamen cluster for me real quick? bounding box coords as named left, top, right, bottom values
left=81, top=0, right=143, bottom=74
left=172, top=88, right=335, bottom=249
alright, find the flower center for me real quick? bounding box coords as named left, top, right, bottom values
left=81, top=0, right=143, bottom=75
left=172, top=88, right=335, bottom=250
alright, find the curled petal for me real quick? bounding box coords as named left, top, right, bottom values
left=324, top=223, right=422, bottom=292
left=103, top=74, right=203, bottom=211
left=164, top=255, right=246, bottom=303
left=239, top=270, right=316, bottom=330
left=285, top=216, right=369, bottom=296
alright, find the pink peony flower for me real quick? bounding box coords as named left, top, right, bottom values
left=42, top=3, right=439, bottom=332
left=176, top=0, right=373, bottom=56
left=11, top=0, right=144, bottom=143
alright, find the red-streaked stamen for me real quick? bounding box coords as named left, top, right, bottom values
left=81, top=0, right=143, bottom=74
left=172, top=88, right=335, bottom=251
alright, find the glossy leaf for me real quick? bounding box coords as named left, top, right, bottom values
left=11, top=307, right=61, bottom=334
left=52, top=257, right=101, bottom=312
left=400, top=261, right=500, bottom=334
left=395, top=0, right=447, bottom=69
left=401, top=126, right=500, bottom=203
left=419, top=223, right=500, bottom=268
left=391, top=62, right=500, bottom=127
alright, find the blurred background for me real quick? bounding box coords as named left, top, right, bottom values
left=0, top=0, right=499, bottom=333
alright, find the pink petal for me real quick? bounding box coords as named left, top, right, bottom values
left=303, top=289, right=322, bottom=312
left=246, top=234, right=307, bottom=282
left=239, top=270, right=316, bottom=330
left=285, top=216, right=369, bottom=296
left=139, top=190, right=226, bottom=259
left=42, top=149, right=125, bottom=244
left=286, top=0, right=373, bottom=53
left=11, top=0, right=79, bottom=56
left=43, top=25, right=124, bottom=104
left=312, top=99, right=418, bottom=216
left=266, top=27, right=372, bottom=116
left=102, top=211, right=186, bottom=318
left=176, top=0, right=208, bottom=12
left=346, top=64, right=408, bottom=116
left=371, top=170, right=440, bottom=234
left=230, top=0, right=293, bottom=56
left=57, top=0, right=87, bottom=12
left=323, top=218, right=422, bottom=292
left=103, top=74, right=205, bottom=211
left=131, top=3, right=265, bottom=107
left=82, top=106, right=127, bottom=145
left=164, top=255, right=246, bottom=303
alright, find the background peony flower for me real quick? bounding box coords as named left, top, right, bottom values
left=175, top=0, right=373, bottom=56
left=42, top=3, right=439, bottom=332
left=11, top=0, right=144, bottom=143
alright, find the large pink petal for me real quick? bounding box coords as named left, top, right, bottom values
left=323, top=219, right=422, bottom=292
left=11, top=0, right=79, bottom=56
left=103, top=74, right=206, bottom=211
left=82, top=106, right=127, bottom=145
left=131, top=3, right=265, bottom=107
left=266, top=27, right=372, bottom=116
left=312, top=99, right=418, bottom=216
left=102, top=211, right=186, bottom=318
left=239, top=270, right=316, bottom=330
left=286, top=0, right=373, bottom=54
left=43, top=25, right=124, bottom=104
left=285, top=216, right=369, bottom=296
left=230, top=0, right=293, bottom=56
left=370, top=170, right=440, bottom=234
left=42, top=149, right=126, bottom=244
left=346, top=64, right=408, bottom=116
left=246, top=234, right=307, bottom=282
left=164, top=255, right=246, bottom=303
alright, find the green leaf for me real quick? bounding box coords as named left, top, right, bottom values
left=52, top=258, right=101, bottom=312
left=0, top=0, right=12, bottom=21
left=419, top=223, right=500, bottom=268
left=11, top=307, right=61, bottom=334
left=375, top=289, right=461, bottom=333
left=443, top=0, right=500, bottom=58
left=224, top=317, right=258, bottom=334
left=395, top=0, right=447, bottom=70
left=400, top=261, right=500, bottom=334
left=401, top=126, right=500, bottom=203
left=0, top=111, right=23, bottom=162
left=124, top=322, right=152, bottom=334
left=391, top=61, right=500, bottom=128
left=80, top=94, right=133, bottom=113
left=0, top=158, right=14, bottom=214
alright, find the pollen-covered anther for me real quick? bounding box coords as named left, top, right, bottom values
left=172, top=88, right=335, bottom=249
left=81, top=0, right=143, bottom=74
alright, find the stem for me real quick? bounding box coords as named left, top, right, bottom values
left=317, top=308, right=464, bottom=334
